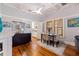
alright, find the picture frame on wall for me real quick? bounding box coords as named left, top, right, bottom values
left=67, top=17, right=79, bottom=27
left=25, top=24, right=31, bottom=28
left=3, top=22, right=12, bottom=28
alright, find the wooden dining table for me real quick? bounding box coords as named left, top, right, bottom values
left=41, top=33, right=57, bottom=47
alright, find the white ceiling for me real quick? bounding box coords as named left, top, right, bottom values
left=1, top=3, right=79, bottom=21
left=4, top=3, right=57, bottom=13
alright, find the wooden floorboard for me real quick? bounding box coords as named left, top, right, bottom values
left=63, top=45, right=79, bottom=56
left=12, top=37, right=57, bottom=56
left=12, top=42, right=57, bottom=56
left=12, top=37, right=79, bottom=56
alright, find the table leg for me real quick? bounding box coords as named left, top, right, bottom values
left=41, top=34, right=42, bottom=42
left=52, top=36, right=54, bottom=47
left=48, top=36, right=51, bottom=45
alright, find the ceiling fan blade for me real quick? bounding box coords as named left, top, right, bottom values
left=30, top=8, right=43, bottom=15
left=38, top=8, right=42, bottom=12
left=31, top=10, right=36, bottom=13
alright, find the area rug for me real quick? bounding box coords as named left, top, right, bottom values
left=37, top=41, right=66, bottom=56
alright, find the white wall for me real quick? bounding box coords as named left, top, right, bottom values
left=64, top=16, right=79, bottom=42
left=32, top=21, right=42, bottom=39
left=0, top=4, right=2, bottom=16
left=2, top=16, right=32, bottom=33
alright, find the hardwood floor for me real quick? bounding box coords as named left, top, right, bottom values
left=12, top=37, right=79, bottom=56
left=63, top=45, right=79, bottom=56
left=12, top=37, right=57, bottom=56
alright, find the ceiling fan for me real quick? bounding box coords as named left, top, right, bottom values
left=28, top=8, right=43, bottom=15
